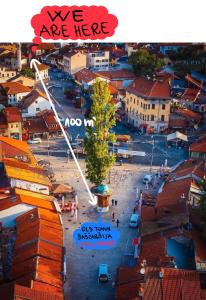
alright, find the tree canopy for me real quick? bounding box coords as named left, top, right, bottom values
left=129, top=49, right=164, bottom=77
left=84, top=80, right=116, bottom=186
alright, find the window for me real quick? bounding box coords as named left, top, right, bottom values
left=162, top=104, right=166, bottom=110
left=141, top=102, right=142, bottom=107
left=35, top=100, right=38, bottom=104
left=161, top=115, right=165, bottom=121
left=11, top=124, right=13, bottom=128
left=148, top=104, right=150, bottom=109
left=16, top=124, right=18, bottom=128
left=151, top=115, right=154, bottom=121
left=147, top=115, right=149, bottom=121
left=152, top=104, right=155, bottom=109
left=127, top=99, right=129, bottom=105
left=36, top=108, right=40, bottom=112
left=134, top=98, right=135, bottom=104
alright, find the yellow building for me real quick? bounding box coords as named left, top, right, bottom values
left=63, top=51, right=87, bottom=75
left=0, top=107, right=23, bottom=140
left=124, top=77, right=171, bottom=133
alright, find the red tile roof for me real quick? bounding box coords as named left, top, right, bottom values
left=176, top=109, right=202, bottom=121
left=156, top=178, right=191, bottom=215
left=185, top=74, right=202, bottom=89
left=191, top=140, right=206, bottom=153
left=168, top=118, right=188, bottom=128
left=75, top=68, right=98, bottom=83
left=4, top=107, right=22, bottom=123
left=0, top=283, right=64, bottom=300
left=126, top=76, right=171, bottom=99
left=181, top=88, right=200, bottom=102
left=96, top=69, right=136, bottom=80
left=1, top=82, right=31, bottom=94
left=162, top=268, right=201, bottom=300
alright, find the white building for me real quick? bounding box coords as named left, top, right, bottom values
left=21, top=89, right=52, bottom=117
left=0, top=82, right=31, bottom=105
left=87, top=51, right=110, bottom=71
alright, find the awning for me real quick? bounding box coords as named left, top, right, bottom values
left=167, top=131, right=188, bottom=142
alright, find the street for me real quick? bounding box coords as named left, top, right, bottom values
left=33, top=152, right=159, bottom=300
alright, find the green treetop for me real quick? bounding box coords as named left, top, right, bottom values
left=84, top=80, right=116, bottom=186
left=129, top=49, right=164, bottom=77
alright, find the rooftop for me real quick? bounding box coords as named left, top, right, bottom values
left=191, top=140, right=206, bottom=153
left=126, top=76, right=171, bottom=99
left=0, top=82, right=31, bottom=94
left=20, top=88, right=48, bottom=109
left=96, top=69, right=136, bottom=80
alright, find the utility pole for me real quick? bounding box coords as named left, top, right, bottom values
left=150, top=135, right=155, bottom=172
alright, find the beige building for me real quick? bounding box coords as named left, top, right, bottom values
left=0, top=107, right=23, bottom=140
left=0, top=67, right=17, bottom=83
left=34, top=63, right=50, bottom=81
left=63, top=51, right=87, bottom=75
left=125, top=77, right=171, bottom=133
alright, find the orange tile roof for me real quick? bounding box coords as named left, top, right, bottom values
left=12, top=256, right=63, bottom=287
left=14, top=239, right=63, bottom=264
left=1, top=82, right=31, bottom=94
left=3, top=157, right=43, bottom=173
left=108, top=83, right=118, bottom=94
left=0, top=136, right=37, bottom=165
left=15, top=219, right=63, bottom=248
left=0, top=282, right=64, bottom=300
left=126, top=76, right=171, bottom=99
left=4, top=164, right=52, bottom=187
left=15, top=188, right=54, bottom=201
left=17, top=194, right=57, bottom=212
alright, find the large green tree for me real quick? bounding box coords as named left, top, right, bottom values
left=129, top=49, right=164, bottom=77
left=84, top=80, right=116, bottom=186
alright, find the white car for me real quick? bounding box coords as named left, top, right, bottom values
left=27, top=138, right=42, bottom=144
left=143, top=174, right=153, bottom=184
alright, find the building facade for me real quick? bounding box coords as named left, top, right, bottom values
left=124, top=77, right=171, bottom=133
left=63, top=51, right=87, bottom=75
left=87, top=51, right=110, bottom=70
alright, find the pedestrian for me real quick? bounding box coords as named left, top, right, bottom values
left=112, top=212, right=115, bottom=220
left=115, top=200, right=117, bottom=206
left=116, top=219, right=119, bottom=228
left=133, top=207, right=136, bottom=214
left=111, top=199, right=114, bottom=206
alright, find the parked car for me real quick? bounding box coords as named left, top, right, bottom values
left=143, top=174, right=153, bottom=184
left=129, top=213, right=140, bottom=228
left=27, top=138, right=42, bottom=144
left=98, top=264, right=112, bottom=283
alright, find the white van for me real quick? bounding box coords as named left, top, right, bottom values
left=129, top=213, right=140, bottom=228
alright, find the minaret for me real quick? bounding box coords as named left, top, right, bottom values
left=17, top=43, right=22, bottom=71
